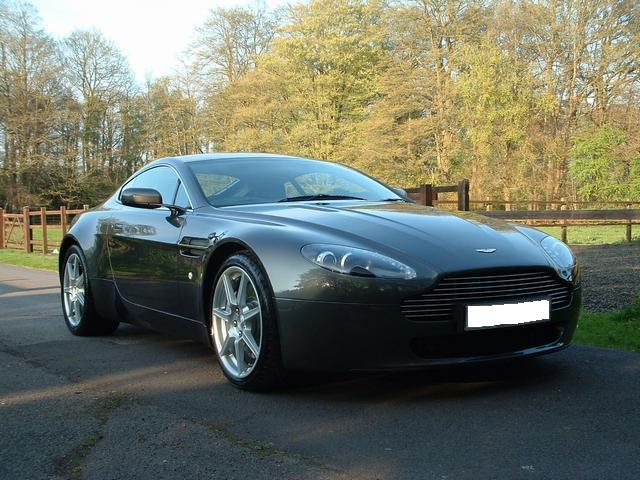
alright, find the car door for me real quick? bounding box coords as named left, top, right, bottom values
left=108, top=165, right=188, bottom=315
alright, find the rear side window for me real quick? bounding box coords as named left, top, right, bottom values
left=121, top=166, right=179, bottom=205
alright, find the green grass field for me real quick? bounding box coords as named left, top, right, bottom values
left=0, top=249, right=58, bottom=271
left=4, top=225, right=64, bottom=246
left=538, top=225, right=639, bottom=245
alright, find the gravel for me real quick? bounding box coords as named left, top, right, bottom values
left=573, top=243, right=640, bottom=312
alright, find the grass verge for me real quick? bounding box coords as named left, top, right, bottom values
left=576, top=304, right=640, bottom=353
left=0, top=249, right=58, bottom=271
left=538, top=225, right=640, bottom=245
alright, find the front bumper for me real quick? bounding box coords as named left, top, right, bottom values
left=275, top=287, right=581, bottom=372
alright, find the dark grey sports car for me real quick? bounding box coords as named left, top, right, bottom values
left=59, top=153, right=581, bottom=390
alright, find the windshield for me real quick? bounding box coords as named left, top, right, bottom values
left=188, top=157, right=402, bottom=207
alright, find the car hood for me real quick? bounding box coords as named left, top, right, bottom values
left=222, top=201, right=552, bottom=273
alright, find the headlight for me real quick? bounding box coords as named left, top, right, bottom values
left=540, top=236, right=575, bottom=281
left=301, top=244, right=416, bottom=280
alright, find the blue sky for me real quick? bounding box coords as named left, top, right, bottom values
left=32, top=0, right=289, bottom=83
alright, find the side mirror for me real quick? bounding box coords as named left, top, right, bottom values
left=121, top=188, right=162, bottom=209
left=392, top=187, right=408, bottom=198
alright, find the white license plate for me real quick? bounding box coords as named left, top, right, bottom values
left=465, top=299, right=550, bottom=330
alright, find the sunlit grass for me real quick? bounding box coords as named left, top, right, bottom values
left=0, top=249, right=58, bottom=271
left=538, top=225, right=639, bottom=245
left=576, top=304, right=640, bottom=353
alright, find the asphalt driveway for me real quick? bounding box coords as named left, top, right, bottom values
left=1, top=263, right=638, bottom=479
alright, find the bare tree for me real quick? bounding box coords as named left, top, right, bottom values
left=189, top=4, right=280, bottom=87
left=0, top=1, right=66, bottom=209
left=63, top=29, right=135, bottom=172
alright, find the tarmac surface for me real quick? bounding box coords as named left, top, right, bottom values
left=1, top=263, right=639, bottom=479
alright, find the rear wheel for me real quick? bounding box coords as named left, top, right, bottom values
left=210, top=253, right=285, bottom=390
left=61, top=245, right=119, bottom=336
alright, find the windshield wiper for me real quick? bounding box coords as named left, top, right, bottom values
left=378, top=198, right=407, bottom=202
left=278, top=194, right=366, bottom=202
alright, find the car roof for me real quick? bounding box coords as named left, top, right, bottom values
left=162, top=152, right=305, bottom=163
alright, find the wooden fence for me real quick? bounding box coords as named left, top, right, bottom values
left=0, top=206, right=89, bottom=254
left=482, top=208, right=640, bottom=243
left=405, top=180, right=470, bottom=211
left=405, top=181, right=639, bottom=243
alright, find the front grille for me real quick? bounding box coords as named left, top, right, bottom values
left=402, top=269, right=572, bottom=321
left=410, top=323, right=564, bottom=359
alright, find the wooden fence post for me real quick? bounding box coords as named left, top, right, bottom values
left=626, top=203, right=632, bottom=243
left=457, top=179, right=470, bottom=211
left=40, top=207, right=48, bottom=254
left=83, top=204, right=89, bottom=211
left=60, top=206, right=68, bottom=236
left=0, top=208, right=4, bottom=249
left=23, top=206, right=32, bottom=253
left=420, top=184, right=433, bottom=206
left=560, top=198, right=568, bottom=243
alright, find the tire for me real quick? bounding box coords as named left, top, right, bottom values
left=61, top=245, right=119, bottom=336
left=209, top=252, right=286, bottom=390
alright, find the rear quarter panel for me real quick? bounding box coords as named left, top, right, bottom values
left=60, top=206, right=113, bottom=282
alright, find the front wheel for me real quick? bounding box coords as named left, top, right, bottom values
left=210, top=252, right=285, bottom=390
left=61, top=245, right=119, bottom=336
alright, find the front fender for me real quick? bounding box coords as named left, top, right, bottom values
left=182, top=213, right=434, bottom=305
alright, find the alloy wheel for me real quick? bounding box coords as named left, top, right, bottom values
left=63, top=253, right=85, bottom=327
left=211, top=266, right=263, bottom=378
